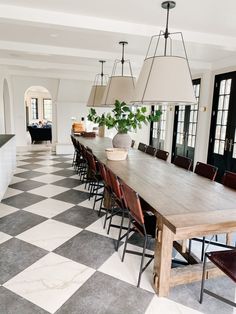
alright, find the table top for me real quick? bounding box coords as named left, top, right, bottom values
left=74, top=135, right=236, bottom=237
left=0, top=134, right=15, bottom=148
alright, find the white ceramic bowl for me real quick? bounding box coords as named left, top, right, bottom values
left=105, top=148, right=128, bottom=161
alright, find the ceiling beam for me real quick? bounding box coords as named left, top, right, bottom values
left=0, top=4, right=235, bottom=51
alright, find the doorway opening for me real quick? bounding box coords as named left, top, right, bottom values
left=24, top=86, right=52, bottom=149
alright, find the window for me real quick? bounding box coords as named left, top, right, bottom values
left=150, top=104, right=167, bottom=149
left=43, top=99, right=52, bottom=121
left=31, top=98, right=38, bottom=119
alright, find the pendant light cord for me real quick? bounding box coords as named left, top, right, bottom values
left=99, top=60, right=105, bottom=85
left=164, top=2, right=170, bottom=56
left=121, top=42, right=125, bottom=76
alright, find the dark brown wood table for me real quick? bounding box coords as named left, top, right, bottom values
left=73, top=135, right=236, bottom=296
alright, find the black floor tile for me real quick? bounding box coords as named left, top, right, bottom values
left=0, top=238, right=47, bottom=284
left=14, top=171, right=45, bottom=179
left=19, top=164, right=44, bottom=170
left=52, top=178, right=82, bottom=188
left=54, top=230, right=117, bottom=269
left=56, top=271, right=153, bottom=314
left=52, top=169, right=76, bottom=177
left=0, top=287, right=50, bottom=314
left=2, top=192, right=46, bottom=209
left=0, top=210, right=46, bottom=236
left=53, top=205, right=101, bottom=229
left=52, top=189, right=89, bottom=204
left=9, top=180, right=45, bottom=191
left=52, top=162, right=72, bottom=169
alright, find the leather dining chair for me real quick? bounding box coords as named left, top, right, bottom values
left=200, top=249, right=236, bottom=308
left=120, top=180, right=156, bottom=287
left=174, top=155, right=192, bottom=170
left=138, top=142, right=147, bottom=152
left=222, top=171, right=236, bottom=189
left=156, top=149, right=169, bottom=161
left=145, top=145, right=157, bottom=156
left=194, top=162, right=218, bottom=181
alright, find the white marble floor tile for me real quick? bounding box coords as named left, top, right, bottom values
left=16, top=161, right=28, bottom=167
left=16, top=219, right=81, bottom=251
left=0, top=231, right=12, bottom=245
left=24, top=198, right=74, bottom=218
left=145, top=296, right=203, bottom=314
left=73, top=184, right=88, bottom=193
left=33, top=166, right=62, bottom=173
left=34, top=160, right=60, bottom=166
left=14, top=168, right=28, bottom=174
left=85, top=214, right=130, bottom=240
left=99, top=243, right=154, bottom=293
left=4, top=252, right=95, bottom=314
left=3, top=188, right=23, bottom=199
left=78, top=197, right=99, bottom=209
left=30, top=185, right=69, bottom=198
left=34, top=174, right=65, bottom=184
left=10, top=176, right=26, bottom=184
left=0, top=203, right=19, bottom=218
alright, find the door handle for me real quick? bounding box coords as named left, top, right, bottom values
left=229, top=139, right=234, bottom=152
left=224, top=138, right=229, bottom=151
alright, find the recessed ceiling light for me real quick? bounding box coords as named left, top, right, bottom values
left=50, top=33, right=59, bottom=38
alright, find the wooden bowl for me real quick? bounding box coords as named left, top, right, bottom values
left=105, top=148, right=128, bottom=161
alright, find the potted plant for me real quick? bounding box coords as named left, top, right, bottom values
left=87, top=100, right=162, bottom=149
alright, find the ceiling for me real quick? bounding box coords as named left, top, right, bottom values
left=0, top=0, right=235, bottom=79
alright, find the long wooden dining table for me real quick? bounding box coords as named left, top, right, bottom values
left=73, top=135, right=236, bottom=297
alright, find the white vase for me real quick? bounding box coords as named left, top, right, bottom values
left=112, top=133, right=132, bottom=149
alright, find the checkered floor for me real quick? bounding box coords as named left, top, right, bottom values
left=0, top=150, right=235, bottom=314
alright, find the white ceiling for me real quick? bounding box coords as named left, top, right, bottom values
left=0, top=0, right=235, bottom=79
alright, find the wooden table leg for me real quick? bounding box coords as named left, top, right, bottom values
left=153, top=218, right=174, bottom=297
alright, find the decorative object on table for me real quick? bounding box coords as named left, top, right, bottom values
left=82, top=131, right=96, bottom=138
left=133, top=1, right=196, bottom=105
left=101, top=41, right=136, bottom=106
left=87, top=99, right=162, bottom=149
left=72, top=122, right=85, bottom=134
left=105, top=148, right=128, bottom=161
left=87, top=60, right=108, bottom=107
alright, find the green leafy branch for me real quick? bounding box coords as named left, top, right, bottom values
left=87, top=100, right=162, bottom=134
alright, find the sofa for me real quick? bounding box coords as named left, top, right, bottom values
left=28, top=126, right=52, bottom=144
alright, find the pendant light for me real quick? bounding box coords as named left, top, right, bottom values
left=133, top=1, right=196, bottom=105
left=87, top=60, right=108, bottom=107
left=101, top=41, right=136, bottom=106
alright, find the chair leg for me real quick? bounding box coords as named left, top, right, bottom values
left=121, top=218, right=131, bottom=262
left=116, top=209, right=125, bottom=251
left=107, top=205, right=115, bottom=234
left=199, top=253, right=207, bottom=304
left=137, top=235, right=148, bottom=288
left=201, top=237, right=206, bottom=262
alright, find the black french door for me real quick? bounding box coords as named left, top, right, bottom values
left=171, top=79, right=201, bottom=163
left=149, top=105, right=167, bottom=149
left=208, top=72, right=236, bottom=181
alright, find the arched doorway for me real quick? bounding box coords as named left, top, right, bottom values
left=24, top=86, right=53, bottom=146
left=3, top=79, right=12, bottom=133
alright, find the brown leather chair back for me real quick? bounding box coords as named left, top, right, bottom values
left=174, top=155, right=192, bottom=170
left=156, top=149, right=169, bottom=161
left=194, top=162, right=218, bottom=181
left=222, top=171, right=236, bottom=189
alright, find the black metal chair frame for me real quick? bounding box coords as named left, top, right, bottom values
left=200, top=251, right=236, bottom=308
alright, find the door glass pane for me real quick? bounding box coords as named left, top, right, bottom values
left=219, top=141, right=225, bottom=155
left=225, top=79, right=232, bottom=94
left=233, top=129, right=236, bottom=158
left=224, top=95, right=230, bottom=110
left=222, top=110, right=228, bottom=125
left=218, top=96, right=224, bottom=109
left=216, top=111, right=222, bottom=125
left=220, top=80, right=226, bottom=94
left=214, top=140, right=219, bottom=154
left=150, top=104, right=167, bottom=147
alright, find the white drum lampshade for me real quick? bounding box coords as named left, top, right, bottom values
left=102, top=76, right=136, bottom=106
left=87, top=85, right=106, bottom=107
left=134, top=56, right=196, bottom=104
